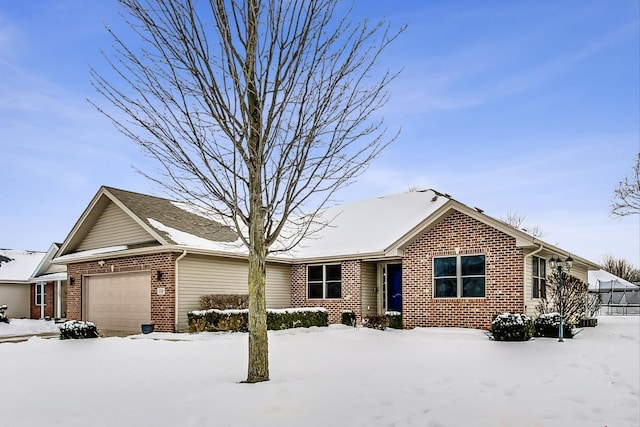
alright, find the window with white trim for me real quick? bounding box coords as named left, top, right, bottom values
left=307, top=264, right=341, bottom=299
left=434, top=255, right=485, bottom=298
left=35, top=283, right=46, bottom=306
left=532, top=256, right=546, bottom=299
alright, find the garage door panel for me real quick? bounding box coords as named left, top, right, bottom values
left=84, top=273, right=151, bottom=333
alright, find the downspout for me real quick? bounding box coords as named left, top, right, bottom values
left=523, top=241, right=545, bottom=315
left=174, top=250, right=188, bottom=333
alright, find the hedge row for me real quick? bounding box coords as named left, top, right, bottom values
left=188, top=307, right=328, bottom=332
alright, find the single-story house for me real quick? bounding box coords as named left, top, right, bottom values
left=53, top=186, right=600, bottom=334
left=0, top=245, right=68, bottom=320
left=1, top=248, right=46, bottom=318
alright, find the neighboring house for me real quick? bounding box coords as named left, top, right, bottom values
left=29, top=243, right=68, bottom=320
left=0, top=249, right=46, bottom=318
left=53, top=186, right=600, bottom=334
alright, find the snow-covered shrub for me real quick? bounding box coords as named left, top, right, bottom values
left=362, top=315, right=389, bottom=330
left=386, top=311, right=402, bottom=329
left=490, top=313, right=533, bottom=341
left=199, top=294, right=248, bottom=310
left=188, top=307, right=328, bottom=332
left=341, top=310, right=356, bottom=327
left=534, top=313, right=574, bottom=338
left=0, top=305, right=9, bottom=324
left=59, top=320, right=99, bottom=339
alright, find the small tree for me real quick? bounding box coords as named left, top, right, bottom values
left=601, top=254, right=640, bottom=283
left=611, top=153, right=640, bottom=217
left=536, top=270, right=588, bottom=326
left=91, top=0, right=404, bottom=383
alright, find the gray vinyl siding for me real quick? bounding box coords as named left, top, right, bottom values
left=0, top=284, right=30, bottom=318
left=77, top=202, right=153, bottom=251
left=176, top=254, right=291, bottom=331
left=361, top=262, right=378, bottom=317
left=523, top=249, right=591, bottom=317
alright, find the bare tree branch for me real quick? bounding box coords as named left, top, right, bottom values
left=611, top=153, right=640, bottom=217
left=90, top=0, right=404, bottom=383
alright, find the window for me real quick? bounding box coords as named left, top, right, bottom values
left=307, top=264, right=341, bottom=299
left=434, top=255, right=485, bottom=298
left=35, top=283, right=46, bottom=306
left=532, top=256, right=546, bottom=299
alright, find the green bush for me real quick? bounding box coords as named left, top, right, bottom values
left=386, top=311, right=402, bottom=329
left=199, top=294, right=248, bottom=310
left=363, top=315, right=389, bottom=330
left=491, top=313, right=534, bottom=341
left=188, top=307, right=328, bottom=332
left=267, top=308, right=328, bottom=330
left=534, top=313, right=574, bottom=338
left=59, top=320, right=99, bottom=339
left=341, top=310, right=356, bottom=327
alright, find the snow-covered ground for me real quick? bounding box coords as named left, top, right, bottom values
left=1, top=316, right=638, bottom=427
left=0, top=318, right=60, bottom=338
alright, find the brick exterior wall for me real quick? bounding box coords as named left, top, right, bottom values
left=66, top=252, right=177, bottom=332
left=291, top=260, right=362, bottom=324
left=291, top=209, right=525, bottom=330
left=402, top=210, right=524, bottom=330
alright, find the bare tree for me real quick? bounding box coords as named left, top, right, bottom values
left=601, top=254, right=640, bottom=283
left=91, top=0, right=403, bottom=382
left=611, top=153, right=640, bottom=217
left=502, top=212, right=543, bottom=238
left=536, top=270, right=588, bottom=325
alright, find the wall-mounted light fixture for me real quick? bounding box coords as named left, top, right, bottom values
left=98, top=260, right=105, bottom=267
left=156, top=270, right=163, bottom=281
left=69, top=277, right=75, bottom=286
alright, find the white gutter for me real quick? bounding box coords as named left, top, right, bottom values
left=523, top=241, right=545, bottom=314
left=174, top=250, right=188, bottom=332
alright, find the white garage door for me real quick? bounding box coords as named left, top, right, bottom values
left=83, top=273, right=151, bottom=334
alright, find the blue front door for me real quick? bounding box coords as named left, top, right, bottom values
left=387, top=263, right=402, bottom=312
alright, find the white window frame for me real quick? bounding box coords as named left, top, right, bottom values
left=307, top=264, right=342, bottom=299
left=433, top=254, right=486, bottom=298
left=532, top=256, right=546, bottom=299
left=35, top=282, right=46, bottom=306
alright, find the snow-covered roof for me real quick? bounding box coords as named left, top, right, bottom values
left=588, top=270, right=639, bottom=291
left=289, top=190, right=449, bottom=258
left=0, top=249, right=46, bottom=283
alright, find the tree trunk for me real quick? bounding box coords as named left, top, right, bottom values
left=246, top=246, right=269, bottom=382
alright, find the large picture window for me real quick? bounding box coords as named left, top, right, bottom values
left=532, top=256, right=546, bottom=299
left=307, top=264, right=342, bottom=299
left=434, top=255, right=485, bottom=298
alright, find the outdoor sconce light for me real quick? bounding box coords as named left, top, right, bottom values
left=156, top=270, right=163, bottom=281
left=97, top=260, right=105, bottom=267
left=69, top=277, right=75, bottom=286
left=549, top=255, right=574, bottom=342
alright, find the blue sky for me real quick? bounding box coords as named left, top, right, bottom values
left=0, top=0, right=638, bottom=266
